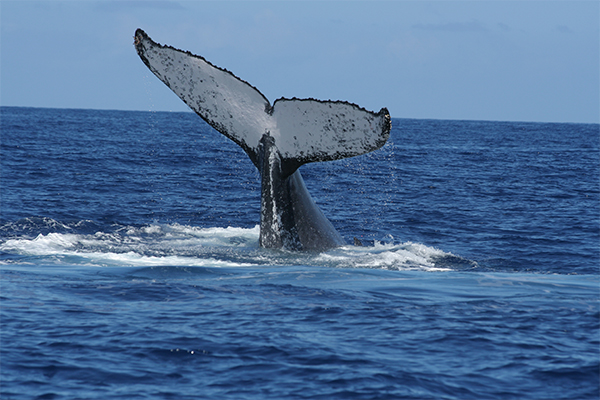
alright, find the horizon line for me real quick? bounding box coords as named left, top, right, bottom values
left=1, top=104, right=598, bottom=125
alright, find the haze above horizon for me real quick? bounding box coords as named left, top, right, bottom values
left=1, top=1, right=598, bottom=124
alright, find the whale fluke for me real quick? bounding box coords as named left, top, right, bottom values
left=134, top=29, right=391, bottom=251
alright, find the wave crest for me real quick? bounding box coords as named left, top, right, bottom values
left=1, top=220, right=469, bottom=271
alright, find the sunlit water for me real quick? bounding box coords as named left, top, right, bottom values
left=1, top=107, right=598, bottom=399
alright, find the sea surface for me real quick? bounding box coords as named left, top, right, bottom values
left=1, top=106, right=598, bottom=399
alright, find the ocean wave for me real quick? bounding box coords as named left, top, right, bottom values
left=0, top=220, right=467, bottom=271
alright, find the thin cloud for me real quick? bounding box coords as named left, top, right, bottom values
left=412, top=21, right=488, bottom=33
left=556, top=25, right=573, bottom=34
left=95, top=1, right=185, bottom=12
left=497, top=22, right=510, bottom=32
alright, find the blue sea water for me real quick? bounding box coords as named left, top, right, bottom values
left=1, top=106, right=598, bottom=399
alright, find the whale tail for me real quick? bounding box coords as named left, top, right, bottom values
left=134, top=29, right=391, bottom=177
left=134, top=29, right=391, bottom=251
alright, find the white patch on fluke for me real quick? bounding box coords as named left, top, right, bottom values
left=139, top=37, right=272, bottom=152
left=271, top=99, right=388, bottom=161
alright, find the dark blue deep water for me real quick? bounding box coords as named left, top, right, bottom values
left=1, top=106, right=598, bottom=399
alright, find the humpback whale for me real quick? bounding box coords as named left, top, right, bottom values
left=134, top=29, right=391, bottom=251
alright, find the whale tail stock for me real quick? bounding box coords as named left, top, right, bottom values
left=134, top=29, right=391, bottom=250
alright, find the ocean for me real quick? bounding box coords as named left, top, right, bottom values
left=1, top=106, right=598, bottom=399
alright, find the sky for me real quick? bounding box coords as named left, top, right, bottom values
left=1, top=0, right=598, bottom=123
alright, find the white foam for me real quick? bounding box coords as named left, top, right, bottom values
left=1, top=224, right=454, bottom=271
left=1, top=224, right=260, bottom=268
left=2, top=233, right=79, bottom=255
left=317, top=241, right=452, bottom=272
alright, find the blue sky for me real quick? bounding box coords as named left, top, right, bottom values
left=1, top=1, right=598, bottom=123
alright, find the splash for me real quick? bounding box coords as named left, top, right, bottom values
left=0, top=221, right=465, bottom=271
left=316, top=241, right=455, bottom=271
